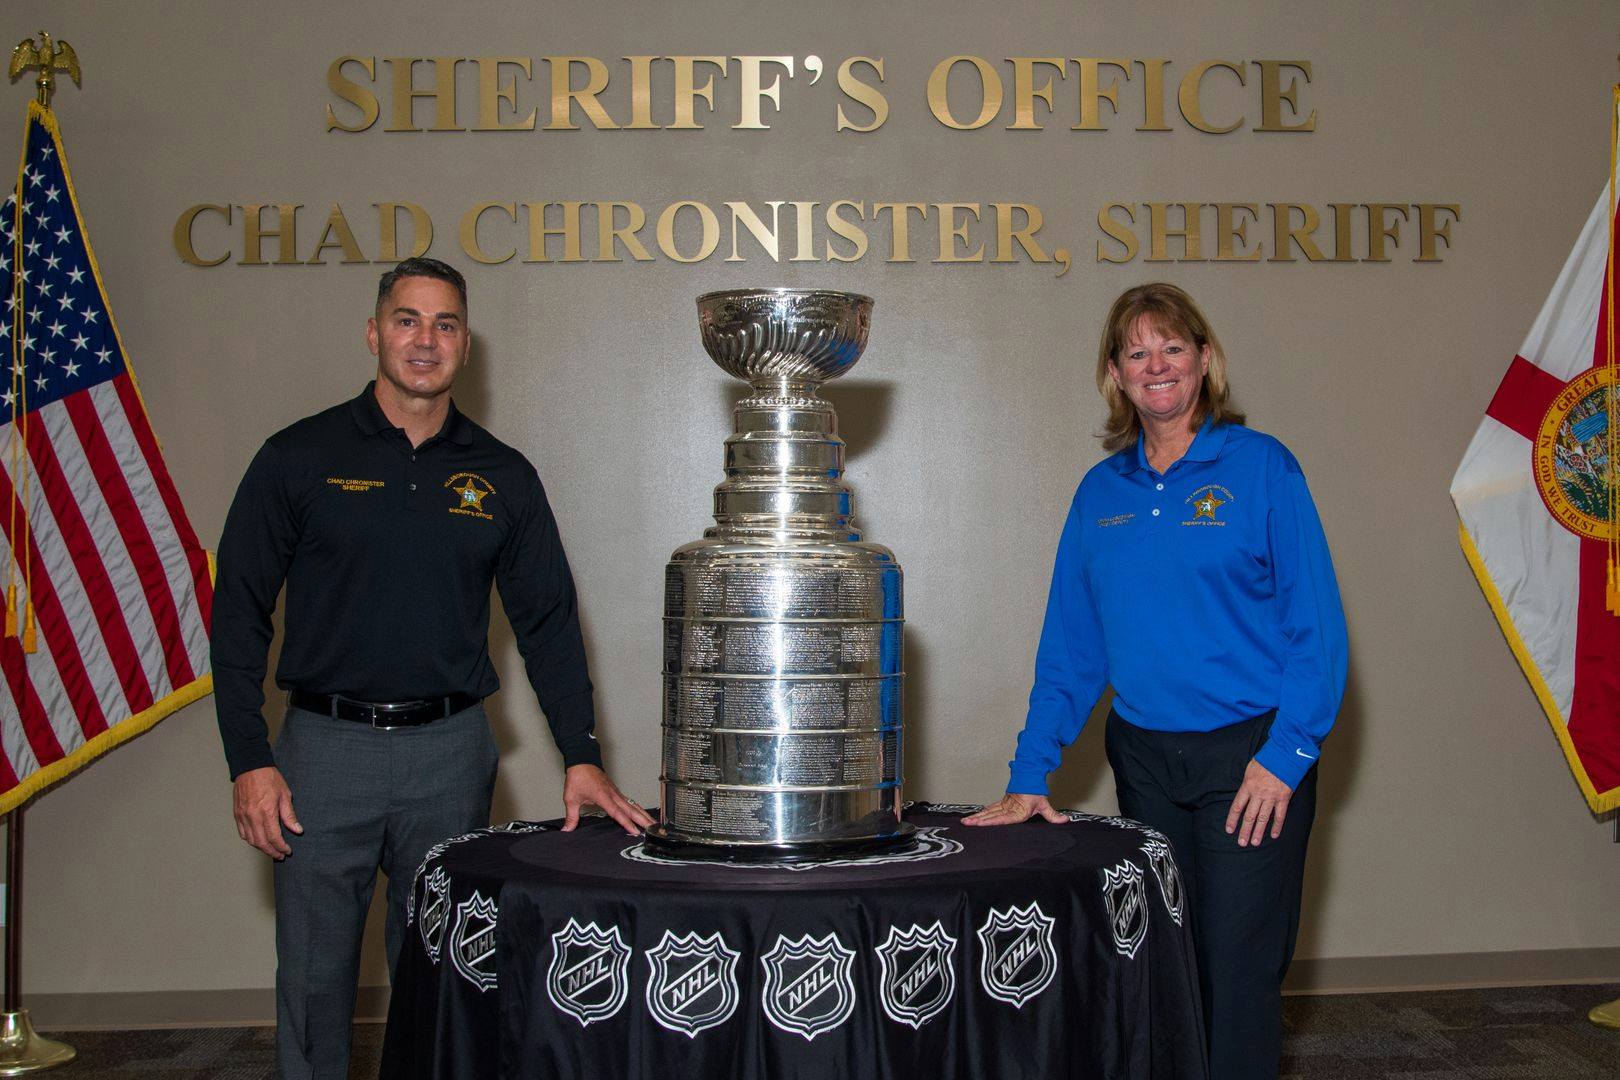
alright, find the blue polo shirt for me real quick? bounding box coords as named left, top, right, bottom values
left=1007, top=419, right=1347, bottom=794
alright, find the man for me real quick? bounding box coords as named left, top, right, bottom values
left=212, top=257, right=652, bottom=1079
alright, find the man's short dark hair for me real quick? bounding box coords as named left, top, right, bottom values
left=376, top=257, right=468, bottom=313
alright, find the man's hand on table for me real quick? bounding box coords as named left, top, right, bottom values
left=562, top=764, right=655, bottom=836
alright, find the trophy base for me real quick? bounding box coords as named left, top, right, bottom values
left=642, top=821, right=917, bottom=863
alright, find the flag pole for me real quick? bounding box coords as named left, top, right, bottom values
left=0, top=33, right=84, bottom=1074
left=0, top=808, right=74, bottom=1072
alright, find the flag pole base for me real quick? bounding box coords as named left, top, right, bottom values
left=1590, top=995, right=1620, bottom=1030
left=0, top=1011, right=73, bottom=1075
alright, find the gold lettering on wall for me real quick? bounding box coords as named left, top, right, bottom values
left=306, top=204, right=366, bottom=264
left=170, top=197, right=1456, bottom=268
left=927, top=56, right=1002, bottom=130
left=1177, top=60, right=1246, bottom=134
left=326, top=56, right=379, bottom=133
left=1074, top=59, right=1130, bottom=131
left=836, top=58, right=888, bottom=132
left=376, top=203, right=434, bottom=261
left=239, top=204, right=301, bottom=266
left=1097, top=202, right=1459, bottom=263
left=460, top=201, right=516, bottom=264
left=385, top=57, right=460, bottom=132
left=476, top=58, right=537, bottom=131
left=1253, top=60, right=1315, bottom=132
left=657, top=201, right=721, bottom=261
left=174, top=204, right=232, bottom=267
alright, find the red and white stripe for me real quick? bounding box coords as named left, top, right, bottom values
left=0, top=373, right=211, bottom=785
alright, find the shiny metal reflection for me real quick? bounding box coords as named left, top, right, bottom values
left=646, top=289, right=912, bottom=858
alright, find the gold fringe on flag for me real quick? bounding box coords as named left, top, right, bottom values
left=1608, top=84, right=1620, bottom=613
left=4, top=155, right=19, bottom=640
left=4, top=105, right=36, bottom=651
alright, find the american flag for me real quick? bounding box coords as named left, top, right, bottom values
left=0, top=102, right=212, bottom=813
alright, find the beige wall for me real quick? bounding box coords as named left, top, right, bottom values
left=6, top=0, right=1620, bottom=1008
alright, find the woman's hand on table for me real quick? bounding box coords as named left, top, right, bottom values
left=961, top=792, right=1069, bottom=826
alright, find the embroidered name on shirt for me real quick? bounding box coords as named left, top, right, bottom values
left=1097, top=513, right=1135, bottom=528
left=445, top=472, right=497, bottom=521
left=326, top=477, right=385, bottom=493
left=1183, top=485, right=1234, bottom=527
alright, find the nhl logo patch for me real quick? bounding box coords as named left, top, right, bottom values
left=875, top=921, right=957, bottom=1029
left=417, top=866, right=451, bottom=963
left=644, top=930, right=741, bottom=1037
left=1142, top=840, right=1185, bottom=926
left=547, top=918, right=631, bottom=1027
left=976, top=902, right=1057, bottom=1008
left=760, top=932, right=856, bottom=1041
left=1101, top=860, right=1149, bottom=959
left=449, top=891, right=499, bottom=992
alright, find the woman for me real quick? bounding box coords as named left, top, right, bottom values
left=964, top=283, right=1347, bottom=1080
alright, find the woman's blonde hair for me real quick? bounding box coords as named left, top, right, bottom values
left=1095, top=282, right=1244, bottom=452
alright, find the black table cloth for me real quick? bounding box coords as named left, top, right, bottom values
left=380, top=802, right=1207, bottom=1079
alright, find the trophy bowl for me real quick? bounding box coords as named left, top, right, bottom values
left=696, top=288, right=874, bottom=386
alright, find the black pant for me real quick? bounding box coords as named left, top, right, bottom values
left=1105, top=708, right=1316, bottom=1080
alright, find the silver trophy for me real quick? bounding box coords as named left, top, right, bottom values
left=644, top=289, right=913, bottom=859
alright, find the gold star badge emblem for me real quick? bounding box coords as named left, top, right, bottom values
left=1193, top=493, right=1224, bottom=520
left=453, top=479, right=488, bottom=511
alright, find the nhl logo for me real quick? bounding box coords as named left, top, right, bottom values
left=1142, top=840, right=1185, bottom=926
left=1101, top=861, right=1149, bottom=959
left=976, top=902, right=1057, bottom=1008
left=546, top=919, right=631, bottom=1027
left=449, top=891, right=499, bottom=992
left=417, top=866, right=451, bottom=963
left=760, top=932, right=856, bottom=1041
left=875, top=922, right=957, bottom=1029
left=644, top=930, right=741, bottom=1037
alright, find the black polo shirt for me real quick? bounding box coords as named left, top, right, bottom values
left=212, top=383, right=603, bottom=779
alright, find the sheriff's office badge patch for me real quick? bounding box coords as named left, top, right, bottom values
left=445, top=471, right=497, bottom=522
left=1141, top=840, right=1185, bottom=926
left=1184, top=484, right=1234, bottom=527
left=1101, top=860, right=1149, bottom=959
left=547, top=918, right=632, bottom=1027
left=976, top=902, right=1057, bottom=1008
left=760, top=932, right=857, bottom=1041
left=449, top=891, right=499, bottom=993
left=418, top=866, right=452, bottom=963
left=875, top=921, right=957, bottom=1030
left=1534, top=365, right=1620, bottom=541
left=644, top=930, right=741, bottom=1038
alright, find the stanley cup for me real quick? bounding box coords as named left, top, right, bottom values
left=644, top=289, right=913, bottom=858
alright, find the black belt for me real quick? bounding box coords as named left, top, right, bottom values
left=289, top=691, right=480, bottom=729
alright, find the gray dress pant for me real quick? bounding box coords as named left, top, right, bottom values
left=272, top=704, right=498, bottom=1080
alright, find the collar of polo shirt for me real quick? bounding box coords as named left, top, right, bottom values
left=1114, top=416, right=1230, bottom=476
left=347, top=381, right=474, bottom=447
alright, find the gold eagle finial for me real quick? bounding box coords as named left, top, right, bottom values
left=8, top=31, right=81, bottom=108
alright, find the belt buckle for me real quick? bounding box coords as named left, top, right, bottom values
left=370, top=699, right=423, bottom=731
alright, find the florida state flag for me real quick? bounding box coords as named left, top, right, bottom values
left=1451, top=96, right=1620, bottom=813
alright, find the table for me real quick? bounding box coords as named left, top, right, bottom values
left=380, top=802, right=1207, bottom=1080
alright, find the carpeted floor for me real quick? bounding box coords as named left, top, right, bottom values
left=33, top=983, right=1620, bottom=1078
